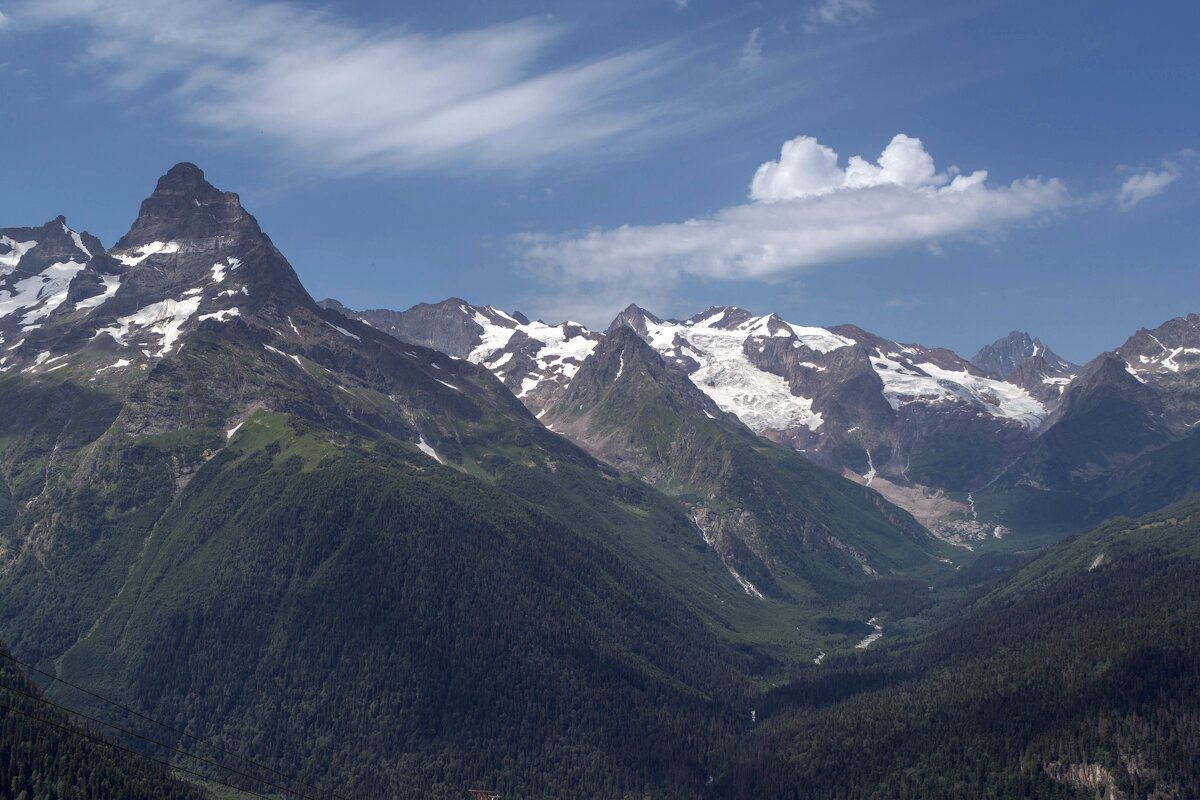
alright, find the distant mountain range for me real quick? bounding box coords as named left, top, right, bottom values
left=325, top=293, right=1200, bottom=543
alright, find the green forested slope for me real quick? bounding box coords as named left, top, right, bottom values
left=716, top=495, right=1200, bottom=799
left=0, top=646, right=205, bottom=800
left=45, top=411, right=750, bottom=799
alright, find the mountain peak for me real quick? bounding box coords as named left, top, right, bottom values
left=115, top=163, right=257, bottom=252
left=159, top=161, right=210, bottom=188
left=556, top=322, right=726, bottom=425
left=606, top=303, right=662, bottom=335
left=972, top=330, right=1075, bottom=379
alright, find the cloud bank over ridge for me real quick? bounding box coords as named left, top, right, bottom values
left=520, top=133, right=1069, bottom=323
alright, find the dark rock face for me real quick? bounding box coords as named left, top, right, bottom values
left=981, top=352, right=1176, bottom=531
left=115, top=163, right=238, bottom=244
left=972, top=330, right=1075, bottom=379
left=605, top=302, right=663, bottom=337
left=113, top=163, right=309, bottom=310
left=328, top=297, right=486, bottom=358
left=1006, top=353, right=1075, bottom=405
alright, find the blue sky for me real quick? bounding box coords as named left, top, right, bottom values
left=1, top=0, right=1197, bottom=363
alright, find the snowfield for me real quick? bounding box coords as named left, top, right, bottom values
left=97, top=296, right=203, bottom=357
left=0, top=236, right=38, bottom=271
left=460, top=302, right=1049, bottom=436
left=75, top=274, right=123, bottom=311
left=871, top=352, right=1047, bottom=428
left=0, top=260, right=90, bottom=328
left=639, top=310, right=834, bottom=433
left=112, top=240, right=181, bottom=266
left=466, top=306, right=599, bottom=398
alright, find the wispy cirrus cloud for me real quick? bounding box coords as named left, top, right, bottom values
left=519, top=133, right=1069, bottom=324
left=806, top=0, right=876, bottom=31
left=738, top=27, right=763, bottom=69
left=18, top=0, right=682, bottom=175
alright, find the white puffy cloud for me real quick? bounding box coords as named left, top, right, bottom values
left=520, top=133, right=1068, bottom=322
left=1116, top=168, right=1179, bottom=210
left=750, top=133, right=950, bottom=200
left=0, top=9, right=9, bottom=29
left=20, top=0, right=678, bottom=174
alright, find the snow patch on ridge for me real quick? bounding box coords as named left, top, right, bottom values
left=98, top=296, right=203, bottom=357
left=327, top=322, right=361, bottom=340
left=76, top=274, right=123, bottom=311
left=113, top=241, right=181, bottom=266
left=0, top=260, right=89, bottom=327
left=63, top=223, right=92, bottom=258
left=264, top=344, right=303, bottom=367
left=0, top=237, right=37, bottom=272
left=1128, top=333, right=1200, bottom=375
left=96, top=359, right=132, bottom=374
left=199, top=308, right=240, bottom=323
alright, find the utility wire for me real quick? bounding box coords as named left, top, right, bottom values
left=0, top=698, right=276, bottom=800
left=0, top=682, right=314, bottom=800
left=0, top=650, right=349, bottom=800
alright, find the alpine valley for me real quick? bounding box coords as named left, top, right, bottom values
left=2, top=165, right=1198, bottom=799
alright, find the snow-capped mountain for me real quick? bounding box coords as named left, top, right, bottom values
left=0, top=217, right=115, bottom=360
left=334, top=298, right=1065, bottom=498
left=1116, top=313, right=1200, bottom=431
left=0, top=164, right=309, bottom=380
left=612, top=306, right=1057, bottom=501
left=321, top=297, right=602, bottom=412
left=971, top=330, right=1078, bottom=405
left=323, top=296, right=1200, bottom=543
left=0, top=163, right=532, bottom=453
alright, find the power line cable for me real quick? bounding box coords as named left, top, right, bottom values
left=0, top=650, right=349, bottom=800
left=0, top=698, right=276, bottom=800
left=0, top=682, right=315, bottom=800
